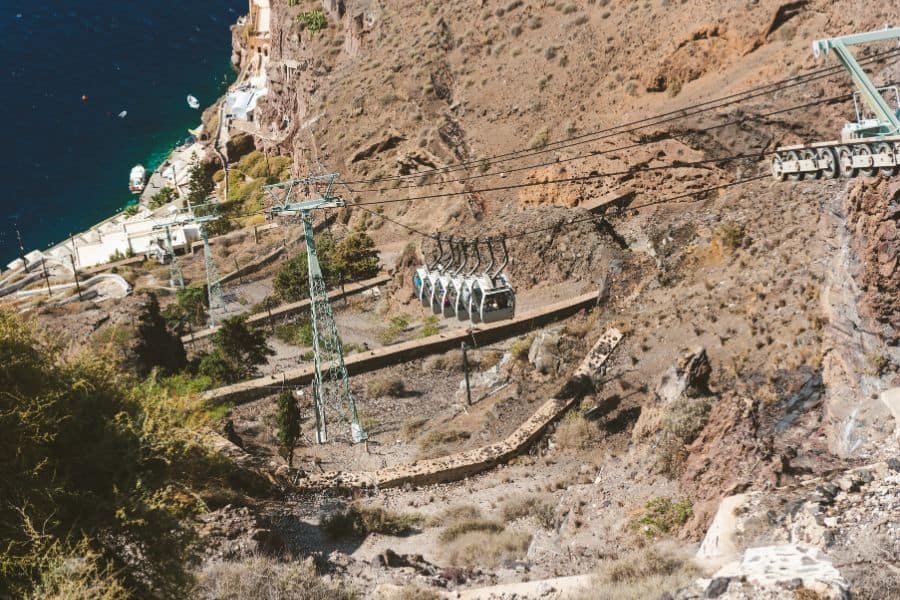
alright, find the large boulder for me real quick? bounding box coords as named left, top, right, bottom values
left=656, top=346, right=712, bottom=403
left=529, top=331, right=562, bottom=375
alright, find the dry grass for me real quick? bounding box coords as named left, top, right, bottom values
left=629, top=497, right=693, bottom=539
left=554, top=411, right=597, bottom=451
left=501, top=494, right=556, bottom=529
left=384, top=585, right=443, bottom=600
left=194, top=555, right=356, bottom=600
left=417, top=428, right=471, bottom=458
left=426, top=504, right=482, bottom=527
left=572, top=544, right=698, bottom=600
left=438, top=519, right=505, bottom=543
left=400, top=417, right=428, bottom=440
left=366, top=374, right=406, bottom=398
left=443, top=529, right=533, bottom=568
left=320, top=504, right=423, bottom=539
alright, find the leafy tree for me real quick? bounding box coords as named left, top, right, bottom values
left=273, top=230, right=379, bottom=302
left=274, top=389, right=301, bottom=467
left=149, top=186, right=176, bottom=209
left=333, top=226, right=380, bottom=280
left=133, top=293, right=187, bottom=377
left=163, top=286, right=208, bottom=331
left=200, top=315, right=274, bottom=383
left=186, top=155, right=216, bottom=208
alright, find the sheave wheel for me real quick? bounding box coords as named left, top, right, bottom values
left=801, top=149, right=821, bottom=180
left=837, top=145, right=857, bottom=178
left=785, top=150, right=802, bottom=181
left=817, top=147, right=839, bottom=179
left=874, top=141, right=896, bottom=177
left=855, top=144, right=877, bottom=177
left=771, top=152, right=787, bottom=181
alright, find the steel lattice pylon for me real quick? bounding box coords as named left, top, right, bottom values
left=201, top=226, right=226, bottom=327
left=265, top=174, right=366, bottom=444
left=162, top=225, right=185, bottom=289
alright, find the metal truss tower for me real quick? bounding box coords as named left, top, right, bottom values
left=265, top=174, right=366, bottom=444
left=162, top=225, right=185, bottom=290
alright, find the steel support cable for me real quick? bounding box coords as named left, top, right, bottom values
left=340, top=47, right=900, bottom=185
left=345, top=87, right=857, bottom=195
left=350, top=149, right=770, bottom=206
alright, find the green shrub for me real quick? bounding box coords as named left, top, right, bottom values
left=149, top=186, right=176, bottom=209
left=0, top=311, right=235, bottom=597
left=510, top=335, right=533, bottom=361
left=275, top=319, right=314, bottom=347
left=439, top=519, right=504, bottom=543
left=715, top=221, right=745, bottom=250
left=663, top=396, right=713, bottom=444
left=379, top=315, right=410, bottom=345
left=298, top=10, right=327, bottom=33
left=631, top=497, right=693, bottom=538
left=420, top=315, right=440, bottom=338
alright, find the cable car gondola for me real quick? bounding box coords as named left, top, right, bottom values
left=469, top=236, right=516, bottom=324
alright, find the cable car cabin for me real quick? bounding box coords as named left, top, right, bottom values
left=455, top=278, right=476, bottom=321
left=469, top=275, right=515, bottom=323
left=443, top=276, right=464, bottom=318
left=430, top=274, right=451, bottom=315
left=413, top=267, right=433, bottom=307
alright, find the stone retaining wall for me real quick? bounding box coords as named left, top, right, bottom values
left=201, top=290, right=602, bottom=405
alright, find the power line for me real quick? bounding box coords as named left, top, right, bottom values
left=344, top=89, right=853, bottom=195
left=339, top=47, right=900, bottom=185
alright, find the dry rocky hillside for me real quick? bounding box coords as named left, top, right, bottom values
left=12, top=0, right=899, bottom=598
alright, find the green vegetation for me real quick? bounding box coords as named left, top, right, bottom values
left=274, top=228, right=379, bottom=302
left=297, top=10, right=328, bottom=33
left=149, top=186, right=176, bottom=209
left=321, top=505, right=423, bottom=538
left=0, top=311, right=240, bottom=598
left=379, top=314, right=410, bottom=345
left=529, top=126, right=550, bottom=149
left=198, top=315, right=274, bottom=384
left=163, top=286, right=208, bottom=331
left=274, top=390, right=301, bottom=467
left=275, top=319, right=314, bottom=347
left=715, top=221, right=746, bottom=251
left=123, top=204, right=140, bottom=217
left=420, top=315, right=440, bottom=337
left=510, top=335, right=534, bottom=361
left=631, top=497, right=693, bottom=538
left=133, top=293, right=187, bottom=377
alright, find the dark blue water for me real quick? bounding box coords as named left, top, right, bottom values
left=0, top=1, right=245, bottom=264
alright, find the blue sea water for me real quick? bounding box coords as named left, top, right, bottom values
left=0, top=0, right=246, bottom=264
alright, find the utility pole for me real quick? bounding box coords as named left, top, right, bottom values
left=461, top=341, right=472, bottom=406
left=41, top=259, right=52, bottom=297
left=70, top=254, right=82, bottom=300
left=15, top=227, right=26, bottom=266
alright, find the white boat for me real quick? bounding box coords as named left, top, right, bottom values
left=118, top=110, right=127, bottom=118
left=187, top=94, right=200, bottom=109
left=129, top=164, right=146, bottom=194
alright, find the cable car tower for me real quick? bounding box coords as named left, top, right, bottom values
left=772, top=27, right=900, bottom=179
left=152, top=203, right=226, bottom=326
left=265, top=174, right=366, bottom=444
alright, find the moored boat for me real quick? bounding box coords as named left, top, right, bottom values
left=187, top=94, right=200, bottom=109
left=129, top=164, right=146, bottom=194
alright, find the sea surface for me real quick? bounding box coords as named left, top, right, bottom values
left=0, top=0, right=245, bottom=264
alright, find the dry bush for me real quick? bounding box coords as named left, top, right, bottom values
left=417, top=429, right=471, bottom=458
left=366, top=374, right=405, bottom=398
left=554, top=411, right=597, bottom=451
left=421, top=349, right=462, bottom=372
left=385, top=585, right=443, bottom=600
left=443, top=530, right=532, bottom=567
left=400, top=417, right=428, bottom=440
left=194, top=555, right=355, bottom=600
left=663, top=396, right=713, bottom=444
left=501, top=494, right=556, bottom=529
left=320, top=505, right=423, bottom=539
left=438, top=519, right=505, bottom=543
left=426, top=504, right=482, bottom=527
left=574, top=544, right=698, bottom=600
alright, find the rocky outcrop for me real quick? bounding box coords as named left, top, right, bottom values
left=657, top=346, right=712, bottom=403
